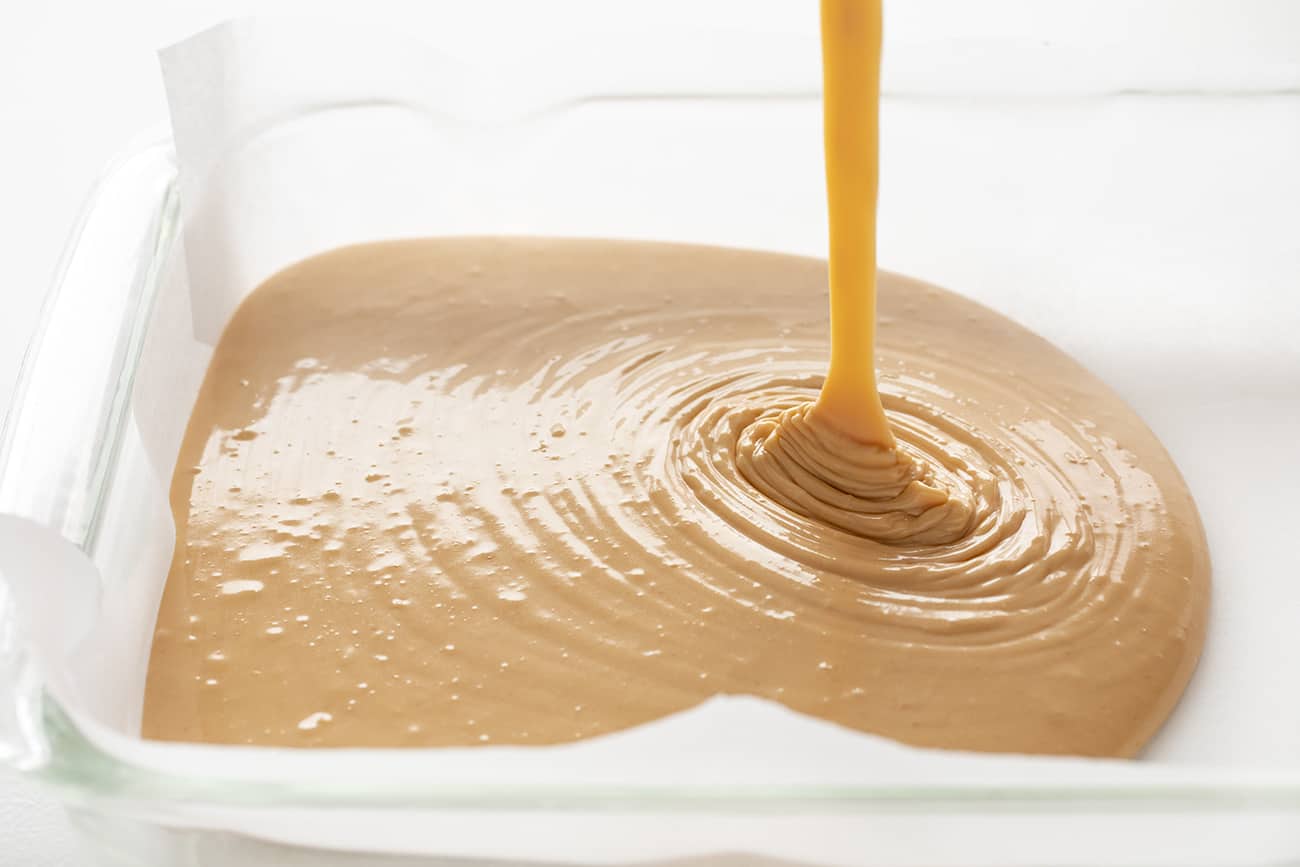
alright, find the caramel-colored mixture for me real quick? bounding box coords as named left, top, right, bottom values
left=143, top=238, right=1209, bottom=756
left=143, top=0, right=1209, bottom=756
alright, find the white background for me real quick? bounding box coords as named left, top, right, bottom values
left=2, top=2, right=1299, bottom=864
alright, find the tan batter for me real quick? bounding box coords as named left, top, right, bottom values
left=143, top=237, right=1210, bottom=757
left=143, top=0, right=1209, bottom=756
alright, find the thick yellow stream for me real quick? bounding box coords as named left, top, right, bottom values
left=812, top=0, right=894, bottom=447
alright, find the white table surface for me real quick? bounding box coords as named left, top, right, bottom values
left=2, top=2, right=1298, bottom=865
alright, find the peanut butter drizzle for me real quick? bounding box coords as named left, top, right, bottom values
left=143, top=1, right=1209, bottom=756
left=813, top=0, right=892, bottom=446
left=143, top=239, right=1209, bottom=757
left=739, top=0, right=973, bottom=547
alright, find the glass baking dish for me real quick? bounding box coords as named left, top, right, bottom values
left=3, top=12, right=1300, bottom=866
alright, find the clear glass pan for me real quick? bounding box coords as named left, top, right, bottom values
left=2, top=12, right=1299, bottom=865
